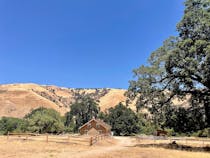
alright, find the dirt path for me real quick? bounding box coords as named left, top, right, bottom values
left=1, top=136, right=210, bottom=158
left=57, top=136, right=136, bottom=158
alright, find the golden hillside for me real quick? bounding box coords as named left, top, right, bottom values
left=0, top=83, right=190, bottom=118
left=0, top=83, right=135, bottom=118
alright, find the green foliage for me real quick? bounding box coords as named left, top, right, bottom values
left=65, top=95, right=99, bottom=131
left=106, top=103, right=140, bottom=136
left=63, top=112, right=75, bottom=133
left=64, top=124, right=75, bottom=133
left=163, top=105, right=206, bottom=135
left=0, top=117, right=28, bottom=135
left=127, top=0, right=210, bottom=133
left=97, top=111, right=108, bottom=121
left=25, top=107, right=64, bottom=134
left=191, top=128, right=210, bottom=137
left=137, top=114, right=156, bottom=135
left=164, top=128, right=176, bottom=137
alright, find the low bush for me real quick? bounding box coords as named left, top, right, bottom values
left=0, top=117, right=28, bottom=135
left=191, top=128, right=210, bottom=137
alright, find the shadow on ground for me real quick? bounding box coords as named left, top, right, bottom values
left=135, top=142, right=210, bottom=153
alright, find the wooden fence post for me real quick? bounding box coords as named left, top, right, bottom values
left=7, top=132, right=9, bottom=140
left=90, top=137, right=93, bottom=146
left=153, top=137, right=155, bottom=148
left=46, top=134, right=48, bottom=143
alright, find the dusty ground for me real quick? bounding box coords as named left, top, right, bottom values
left=0, top=136, right=210, bottom=158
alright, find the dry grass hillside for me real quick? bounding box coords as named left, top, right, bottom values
left=0, top=83, right=135, bottom=118
left=0, top=83, right=190, bottom=118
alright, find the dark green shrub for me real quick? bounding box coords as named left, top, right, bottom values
left=25, top=107, right=64, bottom=134
left=106, top=103, right=140, bottom=136
left=0, top=117, right=28, bottom=135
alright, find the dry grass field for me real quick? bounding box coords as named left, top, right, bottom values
left=0, top=135, right=210, bottom=158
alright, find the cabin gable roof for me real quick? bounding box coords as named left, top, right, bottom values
left=79, top=118, right=111, bottom=130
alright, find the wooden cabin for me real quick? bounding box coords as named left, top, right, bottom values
left=79, top=118, right=111, bottom=136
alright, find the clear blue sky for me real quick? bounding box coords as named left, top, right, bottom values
left=0, top=0, right=184, bottom=89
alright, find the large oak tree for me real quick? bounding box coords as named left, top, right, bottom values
left=127, top=0, right=210, bottom=128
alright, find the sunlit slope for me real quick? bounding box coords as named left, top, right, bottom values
left=0, top=83, right=133, bottom=118
left=0, top=83, right=189, bottom=118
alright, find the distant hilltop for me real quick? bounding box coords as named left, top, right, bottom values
left=0, top=83, right=190, bottom=118
left=0, top=83, right=136, bottom=118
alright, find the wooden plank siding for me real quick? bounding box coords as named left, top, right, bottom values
left=79, top=118, right=111, bottom=135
